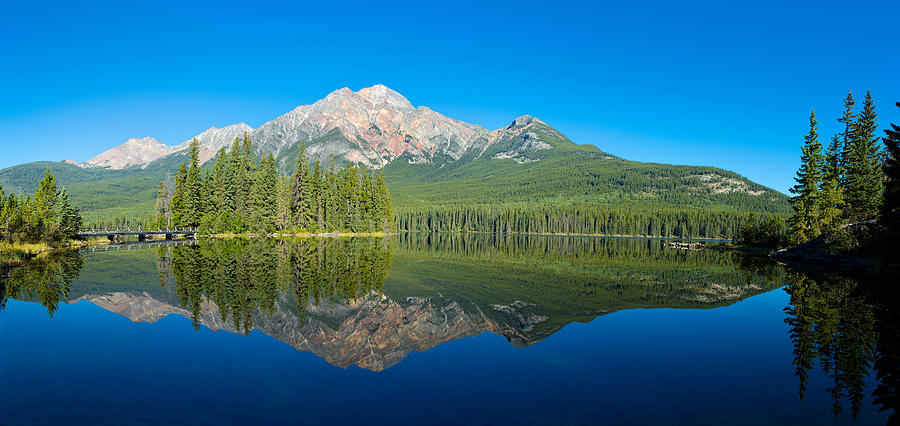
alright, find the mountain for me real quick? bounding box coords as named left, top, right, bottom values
left=80, top=123, right=253, bottom=169
left=0, top=84, right=791, bottom=230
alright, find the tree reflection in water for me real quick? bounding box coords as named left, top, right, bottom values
left=783, top=271, right=898, bottom=423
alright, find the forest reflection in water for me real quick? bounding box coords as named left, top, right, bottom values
left=0, top=234, right=897, bottom=422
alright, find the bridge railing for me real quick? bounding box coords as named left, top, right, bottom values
left=77, top=226, right=199, bottom=235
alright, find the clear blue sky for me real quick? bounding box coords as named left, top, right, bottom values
left=1, top=0, right=898, bottom=193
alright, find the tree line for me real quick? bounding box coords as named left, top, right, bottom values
left=0, top=169, right=82, bottom=244
left=395, top=204, right=748, bottom=239
left=789, top=92, right=900, bottom=242
left=155, top=133, right=394, bottom=234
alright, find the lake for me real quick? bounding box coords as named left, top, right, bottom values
left=1, top=235, right=895, bottom=425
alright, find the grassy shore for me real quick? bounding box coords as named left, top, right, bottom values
left=0, top=239, right=107, bottom=269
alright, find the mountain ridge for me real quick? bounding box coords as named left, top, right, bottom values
left=72, top=85, right=580, bottom=171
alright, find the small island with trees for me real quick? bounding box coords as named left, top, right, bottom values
left=154, top=134, right=394, bottom=235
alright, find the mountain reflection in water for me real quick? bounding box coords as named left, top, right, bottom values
left=0, top=234, right=897, bottom=423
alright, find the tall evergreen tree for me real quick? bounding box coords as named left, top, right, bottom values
left=882, top=101, right=900, bottom=224
left=184, top=139, right=203, bottom=227
left=223, top=138, right=241, bottom=217
left=156, top=181, right=170, bottom=226
left=33, top=168, right=59, bottom=223
left=838, top=90, right=857, bottom=186
left=171, top=163, right=188, bottom=226
left=252, top=153, right=278, bottom=231
left=291, top=143, right=314, bottom=229
left=56, top=190, right=82, bottom=239
left=276, top=176, right=292, bottom=231
left=825, top=134, right=843, bottom=183
left=312, top=160, right=324, bottom=230
left=844, top=91, right=883, bottom=221
left=789, top=110, right=825, bottom=243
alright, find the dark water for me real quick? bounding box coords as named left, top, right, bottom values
left=0, top=235, right=896, bottom=425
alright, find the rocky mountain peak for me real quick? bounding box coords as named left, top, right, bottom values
left=79, top=86, right=562, bottom=170
left=84, top=137, right=174, bottom=169
left=507, top=115, right=544, bottom=130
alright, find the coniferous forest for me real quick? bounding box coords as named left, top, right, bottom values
left=155, top=134, right=394, bottom=234
left=0, top=169, right=82, bottom=244
left=738, top=92, right=900, bottom=248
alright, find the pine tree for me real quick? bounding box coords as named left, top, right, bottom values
left=211, top=147, right=228, bottom=212
left=844, top=91, right=883, bottom=221
left=156, top=181, right=170, bottom=226
left=223, top=138, right=240, bottom=217
left=312, top=160, right=324, bottom=231
left=184, top=139, right=203, bottom=227
left=291, top=143, right=314, bottom=229
left=276, top=176, right=292, bottom=231
left=57, top=190, right=82, bottom=239
left=825, top=134, right=843, bottom=183
left=374, top=169, right=393, bottom=232
left=882, top=101, right=900, bottom=224
left=789, top=110, right=825, bottom=243
left=33, top=168, right=59, bottom=226
left=819, top=176, right=844, bottom=232
left=838, top=90, right=857, bottom=186
left=239, top=132, right=254, bottom=217
left=171, top=163, right=188, bottom=226
left=251, top=153, right=278, bottom=232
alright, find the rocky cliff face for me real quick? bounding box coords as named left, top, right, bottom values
left=250, top=85, right=494, bottom=167
left=77, top=85, right=561, bottom=170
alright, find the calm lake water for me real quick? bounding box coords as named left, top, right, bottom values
left=1, top=235, right=896, bottom=425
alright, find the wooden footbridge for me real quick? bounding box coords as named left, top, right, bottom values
left=77, top=226, right=198, bottom=241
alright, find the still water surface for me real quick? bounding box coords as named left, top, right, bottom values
left=0, top=235, right=895, bottom=425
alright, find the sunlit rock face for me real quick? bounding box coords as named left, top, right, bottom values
left=83, top=137, right=175, bottom=169
left=250, top=84, right=494, bottom=167
left=174, top=123, right=254, bottom=164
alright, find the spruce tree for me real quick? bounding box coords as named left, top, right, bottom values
left=184, top=139, right=203, bottom=227
left=223, top=138, right=241, bottom=217
left=312, top=160, right=324, bottom=231
left=789, top=110, right=825, bottom=243
left=882, top=101, right=900, bottom=224
left=838, top=90, right=857, bottom=185
left=211, top=147, right=227, bottom=213
left=276, top=176, right=292, bottom=231
left=57, top=190, right=82, bottom=239
left=156, top=181, right=170, bottom=226
left=374, top=169, right=393, bottom=232
left=171, top=163, right=188, bottom=226
left=825, top=134, right=843, bottom=183
left=251, top=153, right=278, bottom=232
left=844, top=91, right=883, bottom=221
left=291, top=143, right=314, bottom=229
left=33, top=168, right=59, bottom=226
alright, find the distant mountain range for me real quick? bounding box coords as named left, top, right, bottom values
left=70, top=84, right=580, bottom=170
left=0, top=84, right=791, bottom=224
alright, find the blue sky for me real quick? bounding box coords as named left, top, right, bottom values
left=1, top=0, right=897, bottom=193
